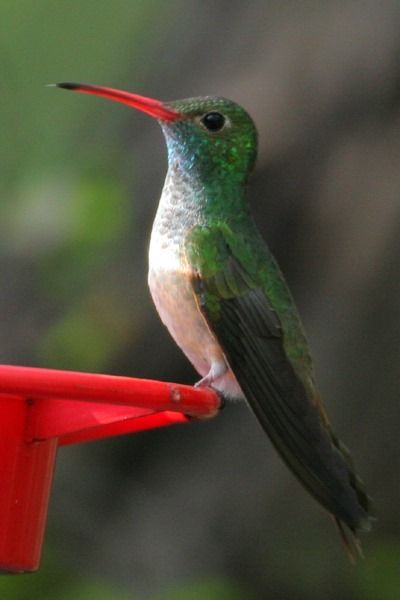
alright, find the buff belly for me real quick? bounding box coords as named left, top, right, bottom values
left=148, top=267, right=243, bottom=399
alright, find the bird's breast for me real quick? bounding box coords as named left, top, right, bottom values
left=148, top=232, right=216, bottom=376
left=147, top=178, right=243, bottom=398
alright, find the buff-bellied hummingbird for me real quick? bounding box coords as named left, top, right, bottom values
left=55, top=82, right=373, bottom=557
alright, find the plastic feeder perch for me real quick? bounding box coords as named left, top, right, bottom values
left=0, top=365, right=220, bottom=574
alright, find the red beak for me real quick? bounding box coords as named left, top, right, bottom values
left=55, top=82, right=181, bottom=122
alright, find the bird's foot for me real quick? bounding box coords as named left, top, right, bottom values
left=194, top=361, right=227, bottom=389
left=191, top=362, right=227, bottom=418
left=194, top=373, right=215, bottom=389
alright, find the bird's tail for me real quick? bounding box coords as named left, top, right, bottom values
left=334, top=517, right=363, bottom=563
left=328, top=428, right=374, bottom=561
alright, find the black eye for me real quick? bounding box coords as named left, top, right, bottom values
left=200, top=111, right=226, bottom=132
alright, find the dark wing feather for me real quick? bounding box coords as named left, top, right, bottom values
left=186, top=225, right=372, bottom=540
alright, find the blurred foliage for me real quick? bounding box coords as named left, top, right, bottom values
left=1, top=1, right=400, bottom=599
left=0, top=563, right=248, bottom=600
left=0, top=550, right=130, bottom=600
left=37, top=174, right=129, bottom=296
left=153, top=578, right=255, bottom=600
left=352, top=538, right=400, bottom=600
left=37, top=173, right=132, bottom=371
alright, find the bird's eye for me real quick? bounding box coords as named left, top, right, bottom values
left=200, top=111, right=226, bottom=132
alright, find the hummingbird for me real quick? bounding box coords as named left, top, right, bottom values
left=55, top=82, right=372, bottom=556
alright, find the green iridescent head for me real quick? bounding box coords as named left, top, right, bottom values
left=162, top=97, right=258, bottom=184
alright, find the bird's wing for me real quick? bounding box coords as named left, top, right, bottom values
left=184, top=223, right=371, bottom=538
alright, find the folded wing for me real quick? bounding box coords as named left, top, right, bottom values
left=185, top=224, right=372, bottom=541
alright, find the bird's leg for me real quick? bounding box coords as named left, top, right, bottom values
left=195, top=360, right=227, bottom=389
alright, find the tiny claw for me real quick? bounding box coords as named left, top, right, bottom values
left=195, top=361, right=228, bottom=389
left=194, top=375, right=214, bottom=388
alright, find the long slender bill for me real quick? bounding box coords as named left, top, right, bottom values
left=55, top=82, right=181, bottom=121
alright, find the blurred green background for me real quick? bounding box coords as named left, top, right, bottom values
left=1, top=1, right=400, bottom=598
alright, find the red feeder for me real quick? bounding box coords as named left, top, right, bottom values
left=0, top=365, right=220, bottom=574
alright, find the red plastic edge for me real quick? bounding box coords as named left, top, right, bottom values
left=0, top=365, right=220, bottom=573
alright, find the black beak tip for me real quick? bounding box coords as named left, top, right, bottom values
left=49, top=82, right=81, bottom=91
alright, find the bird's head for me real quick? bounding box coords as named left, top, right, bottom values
left=55, top=83, right=258, bottom=184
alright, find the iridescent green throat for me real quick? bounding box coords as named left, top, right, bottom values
left=158, top=96, right=257, bottom=227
